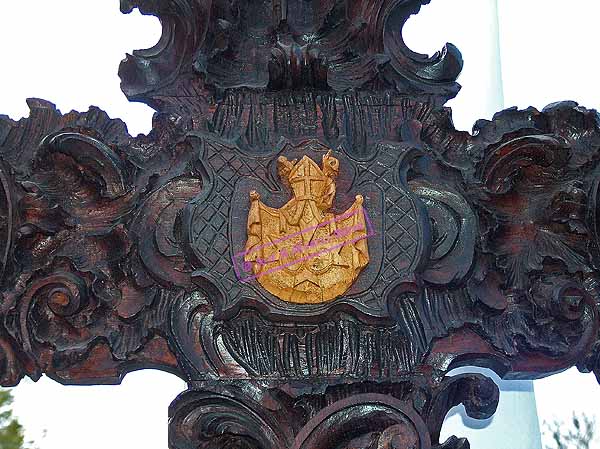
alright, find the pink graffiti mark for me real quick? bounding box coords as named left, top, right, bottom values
left=240, top=207, right=360, bottom=257
left=232, top=206, right=375, bottom=283
left=250, top=222, right=366, bottom=268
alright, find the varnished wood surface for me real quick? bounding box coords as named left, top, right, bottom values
left=0, top=1, right=598, bottom=447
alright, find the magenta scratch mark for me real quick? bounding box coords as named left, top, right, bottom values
left=231, top=206, right=376, bottom=282
left=234, top=207, right=360, bottom=260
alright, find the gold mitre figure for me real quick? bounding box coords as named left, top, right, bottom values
left=244, top=151, right=369, bottom=304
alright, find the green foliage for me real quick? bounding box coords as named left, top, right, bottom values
left=544, top=413, right=596, bottom=449
left=0, top=389, right=27, bottom=449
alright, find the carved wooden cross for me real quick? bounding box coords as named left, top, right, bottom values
left=1, top=1, right=599, bottom=448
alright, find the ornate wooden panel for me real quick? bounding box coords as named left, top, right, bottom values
left=1, top=1, right=599, bottom=447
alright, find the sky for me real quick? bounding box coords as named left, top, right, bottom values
left=1, top=1, right=600, bottom=448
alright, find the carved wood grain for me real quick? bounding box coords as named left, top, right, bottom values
left=1, top=1, right=599, bottom=447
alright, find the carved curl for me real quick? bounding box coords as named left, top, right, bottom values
left=169, top=387, right=293, bottom=449
left=0, top=101, right=188, bottom=385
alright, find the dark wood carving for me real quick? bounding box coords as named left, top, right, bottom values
left=1, top=0, right=599, bottom=447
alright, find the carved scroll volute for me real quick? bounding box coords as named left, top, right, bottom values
left=117, top=0, right=463, bottom=128
left=381, top=0, right=463, bottom=99
left=169, top=387, right=295, bottom=449
left=0, top=101, right=204, bottom=385
left=0, top=161, right=16, bottom=284
left=168, top=375, right=500, bottom=449
left=293, top=394, right=432, bottom=449
left=5, top=1, right=600, bottom=448
left=0, top=160, right=21, bottom=385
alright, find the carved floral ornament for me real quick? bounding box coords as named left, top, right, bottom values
left=1, top=0, right=599, bottom=448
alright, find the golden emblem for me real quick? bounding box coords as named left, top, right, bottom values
left=244, top=151, right=370, bottom=304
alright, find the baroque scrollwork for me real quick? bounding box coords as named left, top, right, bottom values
left=169, top=374, right=498, bottom=449
left=0, top=99, right=195, bottom=385
left=2, top=0, right=600, bottom=447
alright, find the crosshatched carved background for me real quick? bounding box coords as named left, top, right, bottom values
left=1, top=0, right=600, bottom=448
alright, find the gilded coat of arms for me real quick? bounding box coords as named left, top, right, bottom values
left=243, top=152, right=370, bottom=304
